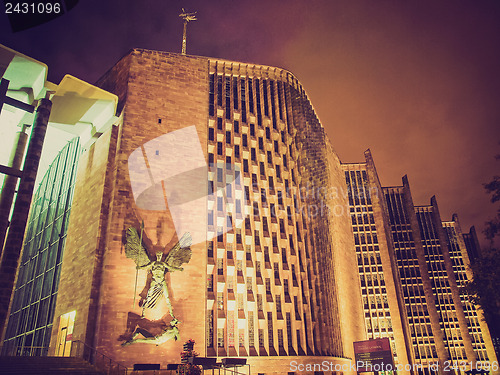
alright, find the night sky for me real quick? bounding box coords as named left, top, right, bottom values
left=2, top=0, right=500, bottom=247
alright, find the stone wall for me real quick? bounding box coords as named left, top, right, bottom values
left=93, top=50, right=209, bottom=366
left=49, top=126, right=115, bottom=353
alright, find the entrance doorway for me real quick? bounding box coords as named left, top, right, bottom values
left=55, top=310, right=75, bottom=356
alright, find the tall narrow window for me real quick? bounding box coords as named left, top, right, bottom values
left=248, top=78, right=254, bottom=114
left=225, top=76, right=231, bottom=119
left=217, top=328, right=224, bottom=348
left=263, top=217, right=269, bottom=234
left=217, top=75, right=223, bottom=106
left=278, top=329, right=284, bottom=348
left=209, top=73, right=215, bottom=116
left=248, top=311, right=255, bottom=346
left=263, top=80, right=269, bottom=117
left=233, top=77, right=238, bottom=110
left=277, top=81, right=284, bottom=120
left=255, top=79, right=262, bottom=126
left=240, top=78, right=247, bottom=123
left=279, top=219, right=286, bottom=236
left=258, top=329, right=264, bottom=347
left=270, top=81, right=277, bottom=129
left=246, top=276, right=253, bottom=291
left=207, top=310, right=214, bottom=347
left=217, top=292, right=224, bottom=309
left=207, top=274, right=214, bottom=292
left=254, top=230, right=260, bottom=246
left=267, top=312, right=274, bottom=348
left=286, top=313, right=292, bottom=348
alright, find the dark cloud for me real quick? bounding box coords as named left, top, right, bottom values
left=1, top=0, right=499, bottom=246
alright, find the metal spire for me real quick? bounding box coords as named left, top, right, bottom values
left=179, top=8, right=197, bottom=55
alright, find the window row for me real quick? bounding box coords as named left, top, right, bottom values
left=209, top=74, right=289, bottom=131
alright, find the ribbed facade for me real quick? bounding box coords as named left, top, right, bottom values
left=385, top=186, right=446, bottom=371
left=342, top=150, right=498, bottom=375
left=382, top=179, right=497, bottom=373
left=342, top=157, right=413, bottom=374
left=205, top=62, right=349, bottom=359
left=442, top=217, right=493, bottom=362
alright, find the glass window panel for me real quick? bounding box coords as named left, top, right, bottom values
left=32, top=276, right=43, bottom=301
left=36, top=297, right=50, bottom=328
left=42, top=268, right=54, bottom=299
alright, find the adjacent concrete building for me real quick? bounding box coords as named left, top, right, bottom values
left=342, top=151, right=498, bottom=375
left=383, top=179, right=497, bottom=373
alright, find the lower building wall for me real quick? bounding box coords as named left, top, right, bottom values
left=48, top=127, right=114, bottom=354
left=246, top=356, right=358, bottom=375
left=91, top=50, right=210, bottom=366
left=326, top=149, right=366, bottom=359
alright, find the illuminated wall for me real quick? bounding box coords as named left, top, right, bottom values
left=384, top=184, right=446, bottom=371
left=205, top=60, right=365, bottom=365
left=383, top=179, right=498, bottom=374
left=342, top=155, right=413, bottom=374
left=442, top=217, right=496, bottom=364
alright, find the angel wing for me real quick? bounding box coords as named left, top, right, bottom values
left=125, top=227, right=151, bottom=267
left=165, top=232, right=192, bottom=271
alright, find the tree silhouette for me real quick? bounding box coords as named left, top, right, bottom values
left=483, top=155, right=500, bottom=242
left=464, top=153, right=500, bottom=356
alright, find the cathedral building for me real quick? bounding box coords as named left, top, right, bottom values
left=1, top=47, right=497, bottom=374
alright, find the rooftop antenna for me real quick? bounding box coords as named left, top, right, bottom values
left=179, top=8, right=197, bottom=55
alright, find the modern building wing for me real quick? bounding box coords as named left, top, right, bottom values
left=2, top=137, right=81, bottom=356
left=342, top=150, right=498, bottom=375
left=342, top=152, right=414, bottom=375
left=442, top=217, right=494, bottom=362
left=382, top=180, right=497, bottom=372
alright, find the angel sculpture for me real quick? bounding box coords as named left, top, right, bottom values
left=125, top=226, right=192, bottom=318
